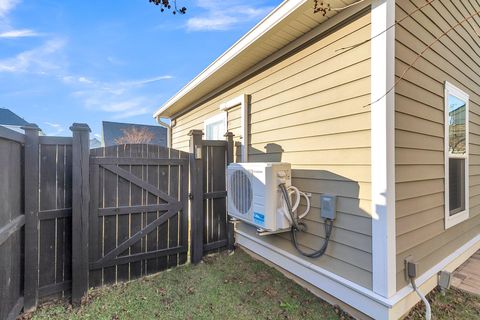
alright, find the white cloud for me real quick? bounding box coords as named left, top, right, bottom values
left=186, top=0, right=273, bottom=31
left=0, top=0, right=19, bottom=18
left=0, top=0, right=42, bottom=40
left=0, top=28, right=39, bottom=38
left=0, top=38, right=66, bottom=74
left=44, top=121, right=65, bottom=136
left=66, top=74, right=172, bottom=119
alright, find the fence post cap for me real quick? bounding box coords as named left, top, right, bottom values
left=70, top=123, right=91, bottom=132
left=188, top=129, right=204, bottom=136
left=21, top=123, right=41, bottom=131
left=224, top=132, right=234, bottom=138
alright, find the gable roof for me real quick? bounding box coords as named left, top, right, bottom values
left=0, top=108, right=29, bottom=126
left=154, top=0, right=361, bottom=119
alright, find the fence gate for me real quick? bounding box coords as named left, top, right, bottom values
left=88, top=144, right=189, bottom=287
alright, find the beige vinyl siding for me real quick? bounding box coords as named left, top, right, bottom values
left=171, top=12, right=373, bottom=289
left=395, top=0, right=480, bottom=290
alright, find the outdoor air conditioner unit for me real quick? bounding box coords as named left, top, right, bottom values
left=227, top=162, right=292, bottom=231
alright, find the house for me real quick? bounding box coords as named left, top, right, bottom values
left=89, top=137, right=103, bottom=149
left=153, top=0, right=480, bottom=319
left=102, top=121, right=167, bottom=147
left=0, top=108, right=30, bottom=133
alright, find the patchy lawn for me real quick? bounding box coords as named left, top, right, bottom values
left=25, top=249, right=480, bottom=320
left=405, top=287, right=480, bottom=320
left=27, top=250, right=351, bottom=320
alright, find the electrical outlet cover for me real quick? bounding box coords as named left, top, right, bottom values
left=320, top=194, right=336, bottom=220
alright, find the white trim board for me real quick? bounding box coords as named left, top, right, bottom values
left=370, top=0, right=396, bottom=298
left=236, top=229, right=480, bottom=319
left=220, top=94, right=249, bottom=162
left=444, top=81, right=470, bottom=229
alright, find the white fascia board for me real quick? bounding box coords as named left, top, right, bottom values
left=153, top=0, right=307, bottom=119
left=371, top=0, right=396, bottom=298
left=220, top=94, right=249, bottom=162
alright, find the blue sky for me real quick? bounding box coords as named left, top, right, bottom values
left=0, top=0, right=281, bottom=138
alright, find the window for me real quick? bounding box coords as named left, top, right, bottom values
left=204, top=113, right=227, bottom=140
left=444, top=81, right=469, bottom=229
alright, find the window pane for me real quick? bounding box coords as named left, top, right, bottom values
left=205, top=120, right=225, bottom=140
left=448, top=94, right=466, bottom=155
left=449, top=158, right=465, bottom=215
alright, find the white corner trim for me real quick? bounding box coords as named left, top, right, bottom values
left=220, top=94, right=249, bottom=162
left=236, top=229, right=480, bottom=319
left=371, top=0, right=396, bottom=298
left=153, top=0, right=307, bottom=118
left=444, top=81, right=470, bottom=229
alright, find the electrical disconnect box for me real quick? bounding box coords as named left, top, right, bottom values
left=320, top=194, right=337, bottom=220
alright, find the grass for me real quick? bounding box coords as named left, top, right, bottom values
left=27, top=250, right=350, bottom=320
left=26, top=249, right=480, bottom=320
left=405, top=287, right=480, bottom=320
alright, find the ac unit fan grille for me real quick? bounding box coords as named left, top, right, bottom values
left=230, top=170, right=253, bottom=214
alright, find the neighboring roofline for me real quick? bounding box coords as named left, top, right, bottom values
left=153, top=0, right=307, bottom=119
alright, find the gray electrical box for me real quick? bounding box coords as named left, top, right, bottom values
left=320, top=194, right=337, bottom=220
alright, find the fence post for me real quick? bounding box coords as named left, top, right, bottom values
left=189, top=129, right=204, bottom=264
left=234, top=141, right=242, bottom=163
left=224, top=132, right=235, bottom=251
left=22, top=124, right=41, bottom=312
left=70, top=123, right=90, bottom=305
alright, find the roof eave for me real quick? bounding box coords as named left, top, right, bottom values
left=153, top=0, right=308, bottom=119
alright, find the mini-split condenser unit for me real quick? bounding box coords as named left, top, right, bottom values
left=227, top=162, right=292, bottom=231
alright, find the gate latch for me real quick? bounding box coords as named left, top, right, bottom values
left=189, top=193, right=194, bottom=200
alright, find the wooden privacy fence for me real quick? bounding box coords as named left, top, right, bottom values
left=0, top=124, right=235, bottom=320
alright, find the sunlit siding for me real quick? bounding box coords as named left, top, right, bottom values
left=395, top=0, right=480, bottom=290
left=171, top=12, right=373, bottom=289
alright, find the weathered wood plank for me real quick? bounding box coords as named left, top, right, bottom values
left=179, top=149, right=189, bottom=265
left=39, top=281, right=72, bottom=298
left=91, top=246, right=185, bottom=270
left=129, top=144, right=144, bottom=279
left=88, top=160, right=101, bottom=288
left=6, top=297, right=24, bottom=320
left=0, top=125, right=25, bottom=144
left=99, top=204, right=171, bottom=216
left=92, top=157, right=187, bottom=166
left=38, top=136, right=73, bottom=145
left=189, top=130, right=204, bottom=264
left=102, top=145, right=118, bottom=284
left=203, top=239, right=228, bottom=252
left=103, top=164, right=180, bottom=205
left=38, top=208, right=72, bottom=220
left=94, top=208, right=179, bottom=267
left=204, top=191, right=227, bottom=199
left=168, top=148, right=179, bottom=268
left=157, top=147, right=169, bottom=271
left=23, top=124, right=41, bottom=311
left=145, top=144, right=160, bottom=274
left=116, top=144, right=131, bottom=282
left=71, top=123, right=90, bottom=304
left=0, top=215, right=25, bottom=246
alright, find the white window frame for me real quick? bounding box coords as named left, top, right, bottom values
left=220, top=94, right=249, bottom=162
left=203, top=112, right=227, bottom=140
left=444, top=81, right=469, bottom=229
